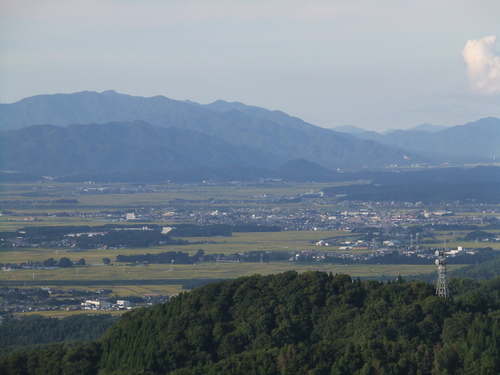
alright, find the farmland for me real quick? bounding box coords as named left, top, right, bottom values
left=1, top=180, right=499, bottom=316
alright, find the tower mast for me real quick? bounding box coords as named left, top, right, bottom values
left=435, top=248, right=449, bottom=298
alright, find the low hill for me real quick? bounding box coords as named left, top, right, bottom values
left=449, top=255, right=500, bottom=281
left=2, top=271, right=500, bottom=374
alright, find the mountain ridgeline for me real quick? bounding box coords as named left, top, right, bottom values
left=2, top=90, right=486, bottom=177
left=2, top=271, right=500, bottom=374
left=1, top=90, right=499, bottom=182
left=341, top=117, right=500, bottom=164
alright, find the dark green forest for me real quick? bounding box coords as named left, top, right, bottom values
left=2, top=271, right=500, bottom=374
left=450, top=254, right=500, bottom=281
left=0, top=314, right=119, bottom=357
left=116, top=249, right=205, bottom=264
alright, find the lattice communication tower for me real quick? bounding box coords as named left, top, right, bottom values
left=435, top=250, right=449, bottom=298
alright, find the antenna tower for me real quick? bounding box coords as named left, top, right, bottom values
left=371, top=238, right=376, bottom=258
left=435, top=249, right=449, bottom=298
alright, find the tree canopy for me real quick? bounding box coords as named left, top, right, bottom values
left=2, top=271, right=500, bottom=374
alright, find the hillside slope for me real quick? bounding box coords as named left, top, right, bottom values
left=0, top=121, right=273, bottom=175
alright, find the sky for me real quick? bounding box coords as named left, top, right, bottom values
left=1, top=0, right=499, bottom=132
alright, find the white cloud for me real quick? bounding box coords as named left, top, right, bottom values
left=463, top=35, right=500, bottom=94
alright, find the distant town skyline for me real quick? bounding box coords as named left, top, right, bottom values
left=1, top=0, right=499, bottom=132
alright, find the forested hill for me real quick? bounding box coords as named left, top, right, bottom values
left=449, top=254, right=500, bottom=281
left=2, top=272, right=500, bottom=375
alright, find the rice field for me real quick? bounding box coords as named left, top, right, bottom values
left=1, top=260, right=459, bottom=286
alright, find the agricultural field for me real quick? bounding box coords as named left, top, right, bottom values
left=2, top=258, right=454, bottom=287
left=2, top=181, right=499, bottom=317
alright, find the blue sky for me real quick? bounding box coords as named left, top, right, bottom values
left=1, top=0, right=499, bottom=131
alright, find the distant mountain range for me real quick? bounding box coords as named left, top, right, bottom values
left=1, top=121, right=273, bottom=175
left=0, top=90, right=499, bottom=181
left=333, top=123, right=448, bottom=135
left=0, top=91, right=417, bottom=177
left=405, top=123, right=448, bottom=132
left=351, top=117, right=500, bottom=163
left=330, top=125, right=368, bottom=135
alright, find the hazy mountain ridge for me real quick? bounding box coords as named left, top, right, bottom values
left=407, top=123, right=448, bottom=132
left=353, top=117, right=500, bottom=163
left=197, top=99, right=317, bottom=132
left=332, top=123, right=448, bottom=135
left=331, top=125, right=367, bottom=134
left=0, top=91, right=420, bottom=172
left=0, top=90, right=214, bottom=129
left=1, top=121, right=274, bottom=176
left=1, top=91, right=498, bottom=176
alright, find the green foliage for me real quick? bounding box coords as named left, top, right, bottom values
left=43, top=258, right=56, bottom=267
left=115, top=250, right=201, bottom=264
left=0, top=314, right=119, bottom=358
left=3, top=272, right=500, bottom=374
left=450, top=254, right=500, bottom=281
left=58, top=257, right=73, bottom=268
left=96, top=272, right=500, bottom=374
left=76, top=258, right=86, bottom=266
left=464, top=230, right=496, bottom=241
left=0, top=342, right=102, bottom=375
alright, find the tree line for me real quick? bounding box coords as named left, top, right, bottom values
left=115, top=248, right=497, bottom=266
left=116, top=250, right=205, bottom=264
left=1, top=224, right=281, bottom=249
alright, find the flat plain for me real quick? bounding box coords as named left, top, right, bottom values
left=2, top=181, right=496, bottom=309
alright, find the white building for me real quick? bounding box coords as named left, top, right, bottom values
left=117, top=300, right=131, bottom=308
left=82, top=300, right=111, bottom=309
left=161, top=227, right=173, bottom=234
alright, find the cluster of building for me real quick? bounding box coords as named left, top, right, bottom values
left=81, top=299, right=131, bottom=310
left=0, top=287, right=170, bottom=314
left=3, top=184, right=498, bottom=235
